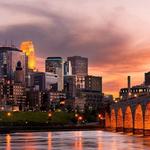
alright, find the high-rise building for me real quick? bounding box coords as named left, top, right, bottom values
left=31, top=72, right=58, bottom=91
left=75, top=75, right=103, bottom=112
left=0, top=47, right=26, bottom=82
left=85, top=75, right=102, bottom=93
left=26, top=88, right=42, bottom=110
left=0, top=82, right=26, bottom=111
left=45, top=57, right=64, bottom=91
left=14, top=61, right=25, bottom=84
left=76, top=76, right=85, bottom=89
left=67, top=56, right=88, bottom=76
left=64, top=75, right=76, bottom=99
left=145, top=72, right=150, bottom=86
left=20, top=41, right=36, bottom=70
left=64, top=61, right=72, bottom=75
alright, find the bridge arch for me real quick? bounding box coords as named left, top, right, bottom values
left=124, top=106, right=133, bottom=133
left=134, top=104, right=143, bottom=134
left=111, top=108, right=116, bottom=130
left=144, top=102, right=150, bottom=135
left=105, top=112, right=111, bottom=128
left=117, top=108, right=123, bottom=131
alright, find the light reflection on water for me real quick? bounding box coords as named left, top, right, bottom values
left=0, top=131, right=150, bottom=150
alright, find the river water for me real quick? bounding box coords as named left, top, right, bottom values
left=0, top=130, right=150, bottom=150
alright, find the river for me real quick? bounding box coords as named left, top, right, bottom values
left=0, top=130, right=150, bottom=150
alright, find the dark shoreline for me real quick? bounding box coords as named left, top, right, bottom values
left=0, top=125, right=103, bottom=134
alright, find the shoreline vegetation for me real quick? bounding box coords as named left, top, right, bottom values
left=0, top=111, right=103, bottom=133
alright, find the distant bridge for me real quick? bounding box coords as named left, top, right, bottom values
left=105, top=95, right=150, bottom=135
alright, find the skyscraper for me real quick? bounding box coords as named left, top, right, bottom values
left=0, top=47, right=26, bottom=82
left=31, top=72, right=58, bottom=91
left=64, top=61, right=72, bottom=75
left=67, top=56, right=88, bottom=76
left=64, top=75, right=76, bottom=99
left=45, top=57, right=64, bottom=91
left=14, top=61, right=25, bottom=84
left=20, top=41, right=36, bottom=70
left=85, top=75, right=102, bottom=93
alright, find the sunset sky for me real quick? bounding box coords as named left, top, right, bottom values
left=1, top=0, right=150, bottom=97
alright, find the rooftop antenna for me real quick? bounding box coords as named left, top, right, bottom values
left=4, top=40, right=8, bottom=47
left=11, top=40, right=16, bottom=48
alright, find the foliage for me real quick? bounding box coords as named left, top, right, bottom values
left=0, top=111, right=74, bottom=126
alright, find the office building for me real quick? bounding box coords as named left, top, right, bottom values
left=64, top=75, right=76, bottom=99
left=45, top=57, right=64, bottom=91
left=0, top=82, right=26, bottom=111
left=75, top=75, right=102, bottom=94
left=83, top=91, right=103, bottom=111
left=85, top=75, right=102, bottom=93
left=31, top=72, right=58, bottom=91
left=0, top=47, right=26, bottom=82
left=76, top=76, right=85, bottom=89
left=64, top=61, right=72, bottom=75
left=120, top=85, right=150, bottom=100
left=75, top=75, right=103, bottom=111
left=26, top=88, right=42, bottom=110
left=14, top=61, right=25, bottom=84
left=74, top=97, right=86, bottom=112
left=67, top=56, right=88, bottom=76
left=20, top=41, right=36, bottom=70
left=40, top=91, right=66, bottom=111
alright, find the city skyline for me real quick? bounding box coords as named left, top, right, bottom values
left=1, top=1, right=150, bottom=149
left=1, top=0, right=150, bottom=96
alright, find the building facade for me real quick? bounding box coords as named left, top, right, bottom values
left=64, top=60, right=72, bottom=75
left=85, top=75, right=102, bottom=93
left=0, top=82, right=26, bottom=111
left=31, top=72, right=58, bottom=91
left=75, top=75, right=103, bottom=112
left=0, top=47, right=26, bottom=82
left=20, top=41, right=36, bottom=70
left=67, top=56, right=88, bottom=76
left=64, top=75, right=76, bottom=99
left=45, top=57, right=64, bottom=91
left=119, top=85, right=150, bottom=100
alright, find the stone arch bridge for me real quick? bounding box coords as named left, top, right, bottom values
left=105, top=95, right=150, bottom=135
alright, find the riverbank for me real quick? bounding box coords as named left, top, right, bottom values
left=0, top=124, right=102, bottom=133
left=0, top=111, right=104, bottom=133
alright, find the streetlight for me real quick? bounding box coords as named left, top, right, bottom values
left=98, top=114, right=104, bottom=120
left=48, top=112, right=52, bottom=118
left=98, top=114, right=105, bottom=128
left=75, top=113, right=78, bottom=118
left=7, top=112, right=11, bottom=117
left=78, top=116, right=83, bottom=123
left=78, top=116, right=83, bottom=121
left=7, top=112, right=13, bottom=126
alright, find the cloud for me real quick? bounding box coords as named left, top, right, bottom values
left=0, top=0, right=150, bottom=96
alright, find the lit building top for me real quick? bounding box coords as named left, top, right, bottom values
left=20, top=41, right=36, bottom=70
left=46, top=57, right=62, bottom=60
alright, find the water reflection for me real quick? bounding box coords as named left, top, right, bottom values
left=74, top=131, right=83, bottom=150
left=0, top=131, right=150, bottom=150
left=48, top=132, right=52, bottom=150
left=97, top=131, right=103, bottom=150
left=23, top=133, right=36, bottom=150
left=6, top=134, right=11, bottom=150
